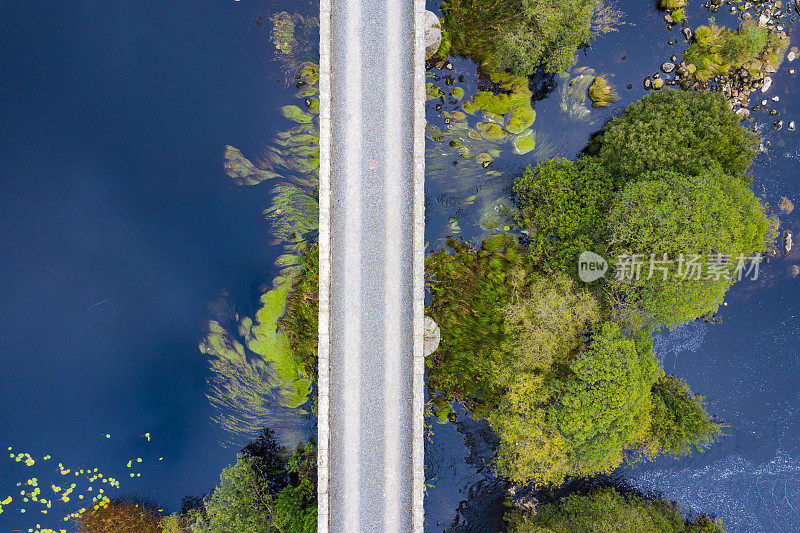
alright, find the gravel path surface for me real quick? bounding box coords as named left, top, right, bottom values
left=319, top=0, right=424, bottom=530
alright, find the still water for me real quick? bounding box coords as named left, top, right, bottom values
left=1, top=1, right=315, bottom=531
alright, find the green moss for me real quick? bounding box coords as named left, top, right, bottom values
left=462, top=101, right=476, bottom=114
left=659, top=0, right=686, bottom=9
left=451, top=86, right=465, bottom=102
left=506, top=106, right=536, bottom=133
left=475, top=152, right=493, bottom=165
left=670, top=8, right=685, bottom=23
left=587, top=76, right=619, bottom=107
left=306, top=97, right=319, bottom=114
left=477, top=122, right=508, bottom=140
left=512, top=129, right=536, bottom=154
left=681, top=21, right=789, bottom=91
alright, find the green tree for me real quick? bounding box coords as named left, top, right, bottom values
left=547, top=321, right=659, bottom=473
left=590, top=90, right=759, bottom=184
left=507, top=486, right=725, bottom=532
left=513, top=157, right=613, bottom=273
left=502, top=270, right=600, bottom=371
left=440, top=0, right=598, bottom=75
left=607, top=169, right=775, bottom=329
left=643, top=375, right=722, bottom=457
left=194, top=455, right=276, bottom=533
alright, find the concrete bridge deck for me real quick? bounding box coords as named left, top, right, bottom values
left=317, top=0, right=426, bottom=531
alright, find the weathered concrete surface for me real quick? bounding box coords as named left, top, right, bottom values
left=318, top=0, right=425, bottom=531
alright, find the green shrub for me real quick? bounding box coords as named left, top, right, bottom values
left=591, top=90, right=759, bottom=184
left=507, top=486, right=725, bottom=532
left=441, top=0, right=597, bottom=75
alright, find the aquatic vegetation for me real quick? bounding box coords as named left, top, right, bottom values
left=204, top=13, right=322, bottom=446
left=587, top=75, right=619, bottom=107
left=558, top=67, right=597, bottom=120
left=511, top=129, right=535, bottom=154
left=439, top=0, right=599, bottom=75
left=200, top=275, right=313, bottom=446
left=2, top=437, right=160, bottom=532
left=269, top=12, right=319, bottom=81
left=677, top=20, right=789, bottom=99
left=223, top=145, right=279, bottom=186
left=507, top=485, right=725, bottom=532
left=426, top=235, right=537, bottom=416
left=278, top=243, right=319, bottom=382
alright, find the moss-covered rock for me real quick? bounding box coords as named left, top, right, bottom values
left=512, top=129, right=536, bottom=154
left=587, top=76, right=619, bottom=108
left=506, top=106, right=536, bottom=134
left=477, top=122, right=508, bottom=140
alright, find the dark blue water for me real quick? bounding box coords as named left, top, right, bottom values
left=0, top=1, right=308, bottom=530
left=423, top=0, right=800, bottom=531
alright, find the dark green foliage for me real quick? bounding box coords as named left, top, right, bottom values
left=513, top=157, right=613, bottom=274
left=440, top=0, right=597, bottom=75
left=273, top=443, right=317, bottom=533
left=547, top=322, right=659, bottom=472
left=425, top=234, right=536, bottom=415
left=608, top=168, right=775, bottom=329
left=507, top=486, right=725, bottom=532
left=591, top=90, right=759, bottom=184
left=279, top=242, right=319, bottom=381
left=165, top=429, right=316, bottom=532
left=646, top=375, right=722, bottom=457
left=241, top=427, right=290, bottom=494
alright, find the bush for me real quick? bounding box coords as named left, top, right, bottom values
left=441, top=0, right=598, bottom=75
left=607, top=169, right=775, bottom=329
left=507, top=486, right=725, bottom=532
left=514, top=157, right=613, bottom=273
left=644, top=375, right=722, bottom=457
left=591, top=90, right=759, bottom=184
left=425, top=234, right=536, bottom=415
